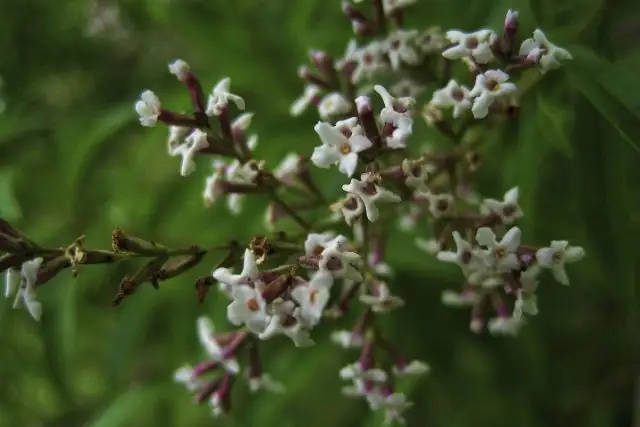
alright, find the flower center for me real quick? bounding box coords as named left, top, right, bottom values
left=312, top=245, right=324, bottom=256
left=451, top=88, right=465, bottom=101
left=340, top=142, right=352, bottom=154
left=465, top=37, right=479, bottom=49
left=363, top=53, right=374, bottom=65
left=390, top=39, right=401, bottom=50
left=503, top=204, right=516, bottom=217
left=485, top=79, right=501, bottom=92
left=344, top=196, right=359, bottom=211
left=325, top=256, right=343, bottom=271
left=309, top=289, right=318, bottom=304
left=362, top=182, right=378, bottom=196
left=494, top=247, right=507, bottom=260
left=247, top=298, right=260, bottom=312
left=436, top=199, right=450, bottom=212
left=551, top=251, right=563, bottom=263
left=461, top=250, right=473, bottom=264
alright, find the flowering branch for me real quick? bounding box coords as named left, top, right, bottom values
left=4, top=1, right=587, bottom=425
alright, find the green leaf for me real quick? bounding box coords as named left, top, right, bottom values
left=535, top=89, right=572, bottom=156
left=567, top=45, right=640, bottom=119
left=86, top=386, right=159, bottom=427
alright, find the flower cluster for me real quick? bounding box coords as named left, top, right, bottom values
left=1, top=1, right=584, bottom=425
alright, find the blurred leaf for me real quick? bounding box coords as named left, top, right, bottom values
left=86, top=386, right=159, bottom=427
left=0, top=170, right=22, bottom=221
left=535, top=88, right=572, bottom=156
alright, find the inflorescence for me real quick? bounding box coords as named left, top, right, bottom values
left=3, top=0, right=583, bottom=424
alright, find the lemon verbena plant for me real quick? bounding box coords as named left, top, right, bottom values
left=3, top=0, right=584, bottom=424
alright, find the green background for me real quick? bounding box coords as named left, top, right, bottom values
left=1, top=0, right=639, bottom=426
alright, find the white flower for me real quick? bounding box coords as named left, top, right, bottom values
left=519, top=29, right=572, bottom=73
left=290, top=272, right=333, bottom=327
left=536, top=241, right=585, bottom=285
left=318, top=92, right=352, bottom=120
left=290, top=84, right=321, bottom=116
left=390, top=79, right=424, bottom=98
left=487, top=315, right=523, bottom=336
left=430, top=80, right=472, bottom=118
left=342, top=173, right=401, bottom=222
left=304, top=232, right=336, bottom=257
left=248, top=373, right=285, bottom=393
left=227, top=284, right=268, bottom=334
left=167, top=126, right=191, bottom=154
left=318, top=238, right=363, bottom=281
left=203, top=161, right=226, bottom=207
left=423, top=191, right=455, bottom=218
left=174, top=365, right=205, bottom=391
left=341, top=40, right=388, bottom=83
left=196, top=317, right=240, bottom=374
left=475, top=226, right=521, bottom=272
left=206, top=77, right=245, bottom=116
left=168, top=59, right=190, bottom=81
left=273, top=153, right=301, bottom=184
left=436, top=231, right=481, bottom=272
left=373, top=85, right=414, bottom=148
left=378, top=393, right=413, bottom=426
left=468, top=70, right=518, bottom=119
left=415, top=238, right=442, bottom=254
left=417, top=27, right=447, bottom=53
left=331, top=330, right=364, bottom=348
left=9, top=258, right=44, bottom=321
left=359, top=282, right=404, bottom=312
left=259, top=301, right=315, bottom=347
left=4, top=268, right=19, bottom=298
left=442, top=29, right=497, bottom=64
left=312, top=119, right=373, bottom=177
left=135, top=90, right=161, bottom=127
left=441, top=289, right=479, bottom=307
left=340, top=362, right=387, bottom=383
left=342, top=379, right=380, bottom=399
left=401, top=159, right=432, bottom=191
left=339, top=194, right=366, bottom=226
left=172, top=129, right=209, bottom=177
left=384, top=29, right=421, bottom=70
left=213, top=249, right=262, bottom=288
left=481, top=186, right=523, bottom=224
left=392, top=360, right=430, bottom=376
left=382, top=0, right=417, bottom=14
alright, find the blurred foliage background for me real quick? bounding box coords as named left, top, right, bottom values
left=1, top=0, right=639, bottom=426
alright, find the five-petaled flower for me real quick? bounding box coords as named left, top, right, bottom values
left=519, top=29, right=572, bottom=73
left=469, top=70, right=518, bottom=119
left=312, top=118, right=373, bottom=177
left=536, top=240, right=585, bottom=285
left=442, top=29, right=497, bottom=64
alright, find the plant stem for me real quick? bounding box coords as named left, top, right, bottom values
left=267, top=190, right=312, bottom=232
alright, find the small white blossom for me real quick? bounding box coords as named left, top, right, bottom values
left=339, top=194, right=366, bottom=226
left=340, top=362, right=388, bottom=383
left=359, top=282, right=404, bottom=312
left=469, top=70, right=518, bottom=119
left=382, top=0, right=417, bottom=15
left=442, top=29, right=497, bottom=64
left=227, top=284, right=268, bottom=334
left=196, top=317, right=240, bottom=373
left=290, top=272, right=333, bottom=327
left=206, top=77, right=245, bottom=116
left=4, top=268, right=19, bottom=299
left=167, top=126, right=191, bottom=154
left=168, top=59, right=190, bottom=82
left=318, top=92, right=352, bottom=120
left=417, top=27, right=447, bottom=53
left=213, top=249, right=261, bottom=288
left=203, top=161, right=226, bottom=207
left=174, top=365, right=205, bottom=391
left=392, top=360, right=430, bottom=376
left=481, top=186, right=523, bottom=224
left=259, top=301, right=315, bottom=347
left=373, top=85, right=414, bottom=148
left=536, top=241, right=585, bottom=285
left=384, top=29, right=421, bottom=70
left=441, top=289, right=479, bottom=307
left=430, top=80, right=472, bottom=118
left=415, top=238, right=442, bottom=254
left=519, top=29, right=572, bottom=73
left=390, top=79, right=425, bottom=98
left=248, top=373, right=285, bottom=393
left=135, top=90, right=161, bottom=127
left=436, top=231, right=481, bottom=273
left=342, top=173, right=401, bottom=222
left=8, top=258, right=44, bottom=321
left=377, top=393, right=413, bottom=426
left=273, top=153, right=301, bottom=184
left=331, top=330, right=364, bottom=348
left=318, top=237, right=363, bottom=281
left=475, top=226, right=522, bottom=272
left=304, top=232, right=336, bottom=257
left=171, top=129, right=209, bottom=177
left=487, top=315, right=523, bottom=336
left=312, top=119, right=373, bottom=177
left=290, top=84, right=321, bottom=116
left=401, top=159, right=432, bottom=191
left=341, top=40, right=388, bottom=83
left=423, top=191, right=455, bottom=218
